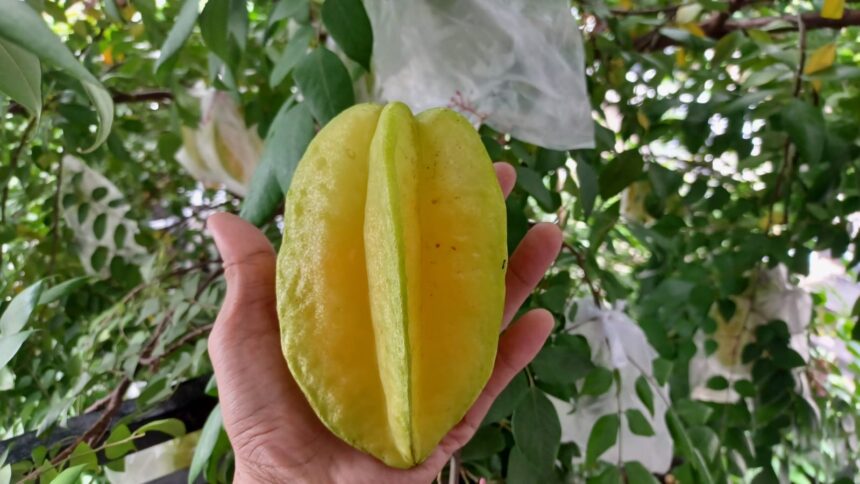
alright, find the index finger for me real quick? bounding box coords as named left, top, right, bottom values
left=494, top=162, right=516, bottom=198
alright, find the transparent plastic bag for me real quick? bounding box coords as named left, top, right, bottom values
left=364, top=0, right=594, bottom=150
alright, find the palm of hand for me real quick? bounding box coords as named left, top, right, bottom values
left=207, top=163, right=562, bottom=483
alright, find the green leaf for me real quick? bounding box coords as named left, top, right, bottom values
left=93, top=213, right=107, bottom=240
left=706, top=376, right=729, bottom=390
left=198, top=0, right=246, bottom=64
left=0, top=465, right=10, bottom=484
left=199, top=0, right=229, bottom=61
left=635, top=375, right=654, bottom=416
left=652, top=357, right=673, bottom=385
left=240, top=155, right=281, bottom=226
left=460, top=425, right=506, bottom=462
left=512, top=388, right=561, bottom=472
left=666, top=410, right=714, bottom=484
left=114, top=223, right=127, bottom=249
left=103, top=0, right=123, bottom=22
left=585, top=413, right=619, bottom=467
left=133, top=418, right=186, bottom=439
left=780, top=99, right=824, bottom=165
left=0, top=330, right=35, bottom=371
left=156, top=0, right=200, bottom=73
left=516, top=166, right=557, bottom=211
left=0, top=280, right=44, bottom=333
left=39, top=277, right=91, bottom=305
left=483, top=372, right=528, bottom=424
left=77, top=203, right=90, bottom=224
left=717, top=298, right=736, bottom=321
left=581, top=367, right=614, bottom=396
left=104, top=424, right=136, bottom=460
left=293, top=48, right=355, bottom=125
left=674, top=399, right=713, bottom=426
left=532, top=345, right=594, bottom=386
left=0, top=38, right=40, bottom=115
left=535, top=148, right=567, bottom=172
left=321, top=0, right=373, bottom=70
left=624, top=461, right=660, bottom=484
left=240, top=99, right=315, bottom=226
left=506, top=445, right=544, bottom=484
left=269, top=0, right=310, bottom=25
left=0, top=0, right=113, bottom=151
left=588, top=466, right=623, bottom=484
left=270, top=26, right=313, bottom=87
left=625, top=408, right=655, bottom=436
left=769, top=346, right=805, bottom=369
left=68, top=442, right=98, bottom=472
left=267, top=103, right=315, bottom=193
left=599, top=151, right=644, bottom=199
left=91, top=246, right=109, bottom=271
left=205, top=374, right=219, bottom=397
left=188, top=405, right=223, bottom=484
left=711, top=31, right=741, bottom=65
left=49, top=464, right=86, bottom=484
left=91, top=186, right=108, bottom=201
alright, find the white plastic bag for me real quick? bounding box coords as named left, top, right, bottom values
left=62, top=156, right=146, bottom=276
left=176, top=85, right=263, bottom=196
left=364, top=0, right=594, bottom=150
left=552, top=299, right=674, bottom=473
left=689, top=265, right=813, bottom=404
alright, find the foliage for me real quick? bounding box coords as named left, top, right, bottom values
left=0, top=0, right=859, bottom=483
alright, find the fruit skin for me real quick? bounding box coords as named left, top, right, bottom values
left=276, top=102, right=506, bottom=468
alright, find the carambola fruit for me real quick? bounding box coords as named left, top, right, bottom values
left=276, top=102, right=507, bottom=468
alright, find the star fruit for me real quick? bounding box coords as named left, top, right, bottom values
left=276, top=102, right=507, bottom=468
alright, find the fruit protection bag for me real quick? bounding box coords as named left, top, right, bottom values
left=364, top=0, right=594, bottom=151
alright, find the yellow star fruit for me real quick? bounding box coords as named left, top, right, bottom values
left=276, top=102, right=507, bottom=468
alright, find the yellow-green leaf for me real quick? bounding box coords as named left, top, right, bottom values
left=805, top=43, right=836, bottom=75
left=822, top=0, right=845, bottom=19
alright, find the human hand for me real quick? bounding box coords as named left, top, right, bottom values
left=206, top=162, right=562, bottom=483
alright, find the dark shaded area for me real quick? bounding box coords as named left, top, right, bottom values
left=0, top=375, right=216, bottom=465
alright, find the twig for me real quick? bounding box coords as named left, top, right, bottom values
left=139, top=322, right=214, bottom=368
left=610, top=4, right=686, bottom=16
left=726, top=8, right=860, bottom=33
left=562, top=242, right=602, bottom=308
left=48, top=159, right=64, bottom=273
left=635, top=7, right=860, bottom=51
left=766, top=14, right=806, bottom=233
left=138, top=266, right=223, bottom=368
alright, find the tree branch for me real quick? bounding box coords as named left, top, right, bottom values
left=726, top=9, right=860, bottom=33
left=8, top=90, right=173, bottom=116
left=635, top=8, right=860, bottom=51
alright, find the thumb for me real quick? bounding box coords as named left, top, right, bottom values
left=208, top=212, right=277, bottom=319
left=207, top=212, right=329, bottom=463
